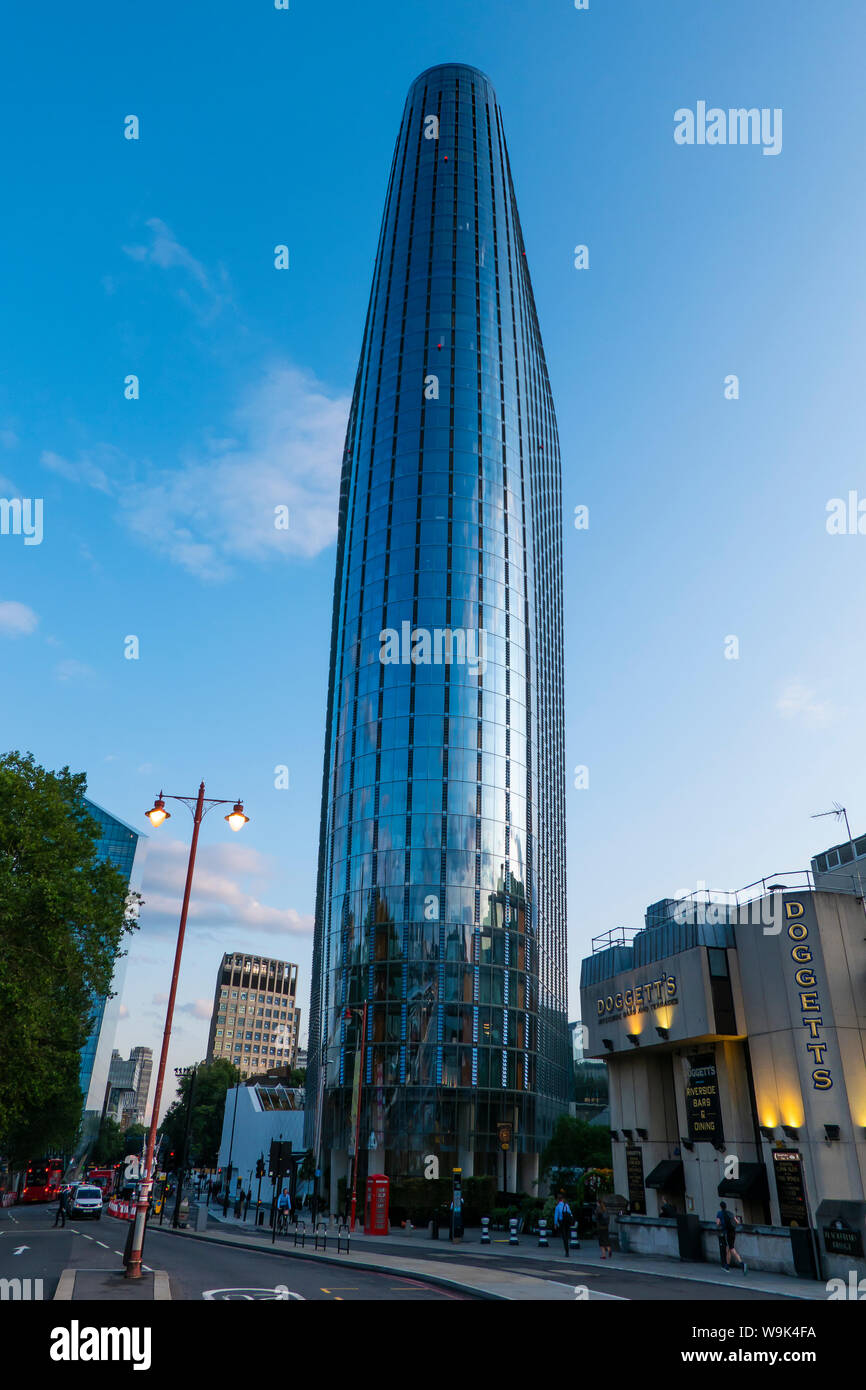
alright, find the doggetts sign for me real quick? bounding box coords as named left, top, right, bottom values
left=685, top=1055, right=724, bottom=1143
left=596, top=972, right=678, bottom=1020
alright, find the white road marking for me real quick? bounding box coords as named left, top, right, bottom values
left=95, top=1241, right=109, bottom=1248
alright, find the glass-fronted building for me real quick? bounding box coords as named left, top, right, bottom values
left=307, top=63, right=569, bottom=1199
left=77, top=798, right=145, bottom=1149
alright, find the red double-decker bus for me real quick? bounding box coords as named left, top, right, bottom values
left=21, top=1158, right=64, bottom=1203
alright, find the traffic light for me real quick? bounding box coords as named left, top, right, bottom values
left=268, top=1140, right=293, bottom=1180
left=255, top=1157, right=265, bottom=1180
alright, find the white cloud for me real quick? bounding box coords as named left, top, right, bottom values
left=177, top=999, right=214, bottom=1020
left=776, top=681, right=835, bottom=726
left=123, top=217, right=210, bottom=289
left=117, top=365, right=349, bottom=578
left=139, top=838, right=313, bottom=938
left=55, top=658, right=97, bottom=683
left=0, top=601, right=38, bottom=636
left=40, top=364, right=348, bottom=581
left=41, top=447, right=118, bottom=494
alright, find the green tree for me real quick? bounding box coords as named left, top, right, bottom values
left=0, top=752, right=141, bottom=1164
left=158, top=1059, right=239, bottom=1169
left=539, top=1115, right=613, bottom=1178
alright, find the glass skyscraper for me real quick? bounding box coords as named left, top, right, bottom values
left=77, top=798, right=145, bottom=1150
left=307, top=63, right=569, bottom=1198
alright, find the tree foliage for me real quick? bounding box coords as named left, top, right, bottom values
left=0, top=752, right=140, bottom=1163
left=539, top=1115, right=612, bottom=1178
left=158, top=1059, right=239, bottom=1168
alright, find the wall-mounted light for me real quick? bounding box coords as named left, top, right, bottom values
left=680, top=1137, right=695, bottom=1152
left=759, top=1126, right=776, bottom=1142
left=602, top=1039, right=614, bottom=1052
left=712, top=1141, right=726, bottom=1153
left=627, top=1035, right=640, bottom=1047
left=655, top=1027, right=669, bottom=1040
left=782, top=1125, right=800, bottom=1140
left=824, top=1124, right=841, bottom=1142
left=610, top=1130, right=620, bottom=1142
left=636, top=1128, right=648, bottom=1140
left=621, top=1128, right=634, bottom=1142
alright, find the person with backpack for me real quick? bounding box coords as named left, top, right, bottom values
left=715, top=1200, right=747, bottom=1274
left=553, top=1190, right=575, bottom=1256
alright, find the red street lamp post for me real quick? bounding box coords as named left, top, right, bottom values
left=346, top=1002, right=368, bottom=1233
left=125, top=782, right=249, bottom=1280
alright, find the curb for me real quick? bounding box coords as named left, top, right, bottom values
left=154, top=1270, right=171, bottom=1301
left=54, top=1268, right=76, bottom=1301
left=143, top=1223, right=510, bottom=1300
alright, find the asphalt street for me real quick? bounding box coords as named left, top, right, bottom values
left=0, top=1204, right=471, bottom=1301
left=199, top=1213, right=797, bottom=1301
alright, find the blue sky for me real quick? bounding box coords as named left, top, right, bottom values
left=3, top=1, right=865, bottom=1119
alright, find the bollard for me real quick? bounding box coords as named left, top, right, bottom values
left=570, top=1225, right=580, bottom=1251
left=480, top=1216, right=491, bottom=1245
left=537, top=1218, right=549, bottom=1247
left=509, top=1217, right=519, bottom=1246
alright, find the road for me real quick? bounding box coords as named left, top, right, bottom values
left=197, top=1212, right=798, bottom=1301
left=0, top=1204, right=471, bottom=1301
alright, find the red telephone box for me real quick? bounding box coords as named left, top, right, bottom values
left=365, top=1174, right=390, bottom=1235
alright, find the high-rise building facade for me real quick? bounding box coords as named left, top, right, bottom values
left=103, top=1046, right=153, bottom=1128
left=307, top=64, right=569, bottom=1198
left=207, top=952, right=301, bottom=1079
left=78, top=797, right=146, bottom=1150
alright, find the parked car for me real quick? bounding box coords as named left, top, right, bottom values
left=68, top=1184, right=103, bottom=1220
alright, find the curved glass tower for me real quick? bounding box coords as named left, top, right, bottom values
left=307, top=63, right=569, bottom=1196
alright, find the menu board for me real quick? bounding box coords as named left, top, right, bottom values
left=625, top=1144, right=646, bottom=1215
left=685, top=1055, right=724, bottom=1144
left=772, top=1149, right=808, bottom=1226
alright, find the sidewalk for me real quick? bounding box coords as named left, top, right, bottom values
left=200, top=1203, right=828, bottom=1301
left=155, top=1204, right=573, bottom=1300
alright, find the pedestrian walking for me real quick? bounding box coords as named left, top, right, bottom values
left=715, top=1201, right=747, bottom=1274
left=53, top=1187, right=69, bottom=1227
left=594, top=1197, right=613, bottom=1259
left=553, top=1190, right=575, bottom=1257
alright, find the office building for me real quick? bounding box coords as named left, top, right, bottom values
left=207, top=953, right=301, bottom=1079
left=102, top=1046, right=152, bottom=1128
left=307, top=63, right=570, bottom=1205
left=78, top=797, right=146, bottom=1148
left=579, top=844, right=866, bottom=1279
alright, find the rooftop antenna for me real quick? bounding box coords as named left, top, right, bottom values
left=811, top=803, right=852, bottom=843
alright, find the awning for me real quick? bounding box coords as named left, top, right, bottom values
left=717, top=1164, right=769, bottom=1199
left=645, top=1160, right=685, bottom=1192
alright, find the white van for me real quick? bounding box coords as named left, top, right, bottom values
left=68, top=1184, right=104, bottom=1220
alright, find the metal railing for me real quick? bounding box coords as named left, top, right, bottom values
left=591, top=868, right=866, bottom=952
